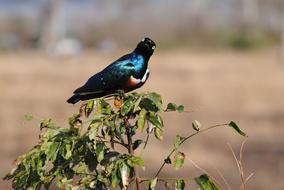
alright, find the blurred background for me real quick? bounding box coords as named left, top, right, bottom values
left=1, top=0, right=284, bottom=189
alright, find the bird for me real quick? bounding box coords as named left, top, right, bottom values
left=67, top=37, right=156, bottom=104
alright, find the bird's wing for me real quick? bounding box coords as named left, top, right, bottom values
left=73, top=60, right=135, bottom=95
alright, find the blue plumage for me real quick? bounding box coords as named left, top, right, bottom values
left=67, top=38, right=156, bottom=104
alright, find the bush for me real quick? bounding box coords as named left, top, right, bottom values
left=3, top=92, right=247, bottom=190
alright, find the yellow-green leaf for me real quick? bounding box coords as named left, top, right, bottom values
left=85, top=100, right=94, bottom=118
left=137, top=109, right=147, bottom=132
left=148, top=177, right=157, bottom=190
left=121, top=99, right=134, bottom=116
left=175, top=179, right=185, bottom=190
left=174, top=135, right=183, bottom=149
left=173, top=151, right=185, bottom=170
left=65, top=144, right=72, bottom=160
left=96, top=143, right=105, bottom=163
left=154, top=128, right=163, bottom=140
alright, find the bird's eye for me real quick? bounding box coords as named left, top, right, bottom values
left=141, top=38, right=145, bottom=42
left=152, top=46, right=155, bottom=50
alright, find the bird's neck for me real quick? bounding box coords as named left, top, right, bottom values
left=131, top=53, right=149, bottom=77
left=133, top=49, right=151, bottom=62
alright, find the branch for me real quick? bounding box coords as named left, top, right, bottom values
left=154, top=123, right=230, bottom=177
left=125, top=118, right=141, bottom=190
left=96, top=135, right=127, bottom=148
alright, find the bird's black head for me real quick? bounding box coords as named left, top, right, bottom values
left=134, top=37, right=156, bottom=57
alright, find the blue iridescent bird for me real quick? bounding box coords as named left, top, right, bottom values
left=67, top=37, right=156, bottom=104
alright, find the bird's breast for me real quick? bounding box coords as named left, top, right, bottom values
left=126, top=68, right=150, bottom=87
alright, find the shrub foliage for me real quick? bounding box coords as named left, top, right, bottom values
left=4, top=92, right=246, bottom=190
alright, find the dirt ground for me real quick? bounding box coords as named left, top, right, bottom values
left=0, top=48, right=284, bottom=189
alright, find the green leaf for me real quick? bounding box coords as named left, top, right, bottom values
left=137, top=109, right=147, bottom=132
left=148, top=113, right=163, bottom=129
left=24, top=114, right=33, bottom=121
left=68, top=114, right=81, bottom=128
left=96, top=143, right=105, bottom=163
left=148, top=177, right=158, bottom=190
left=97, top=173, right=108, bottom=183
left=177, top=105, right=184, bottom=113
left=101, top=152, right=120, bottom=165
left=140, top=93, right=162, bottom=112
left=15, top=174, right=29, bottom=189
left=129, top=156, right=144, bottom=167
left=85, top=100, right=94, bottom=118
left=192, top=120, right=201, bottom=131
left=96, top=99, right=112, bottom=115
left=84, top=150, right=98, bottom=172
left=65, top=144, right=72, bottom=160
left=133, top=96, right=143, bottom=112
left=166, top=102, right=177, bottom=111
left=166, top=103, right=184, bottom=113
left=133, top=139, right=143, bottom=150
left=148, top=92, right=162, bottom=110
left=111, top=168, right=120, bottom=187
left=120, top=99, right=134, bottom=116
left=175, top=179, right=185, bottom=190
left=37, top=155, right=45, bottom=177
left=43, top=142, right=60, bottom=162
left=40, top=119, right=54, bottom=129
left=228, top=121, right=247, bottom=137
left=173, top=151, right=185, bottom=170
left=88, top=121, right=101, bottom=140
left=174, top=135, right=183, bottom=149
left=74, top=163, right=88, bottom=174
left=195, top=174, right=221, bottom=190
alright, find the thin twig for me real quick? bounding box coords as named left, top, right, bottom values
left=154, top=123, right=229, bottom=177
left=139, top=134, right=150, bottom=157
left=143, top=134, right=150, bottom=150
left=213, top=166, right=231, bottom=190
left=245, top=172, right=255, bottom=184
left=239, top=139, right=248, bottom=190
left=227, top=141, right=248, bottom=190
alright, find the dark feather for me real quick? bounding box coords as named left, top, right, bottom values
left=67, top=37, right=156, bottom=104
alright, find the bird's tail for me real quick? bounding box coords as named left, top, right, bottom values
left=67, top=94, right=81, bottom=104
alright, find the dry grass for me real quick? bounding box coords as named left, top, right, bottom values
left=1, top=48, right=284, bottom=189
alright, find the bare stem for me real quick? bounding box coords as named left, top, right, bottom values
left=154, top=123, right=229, bottom=177
left=227, top=139, right=249, bottom=190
